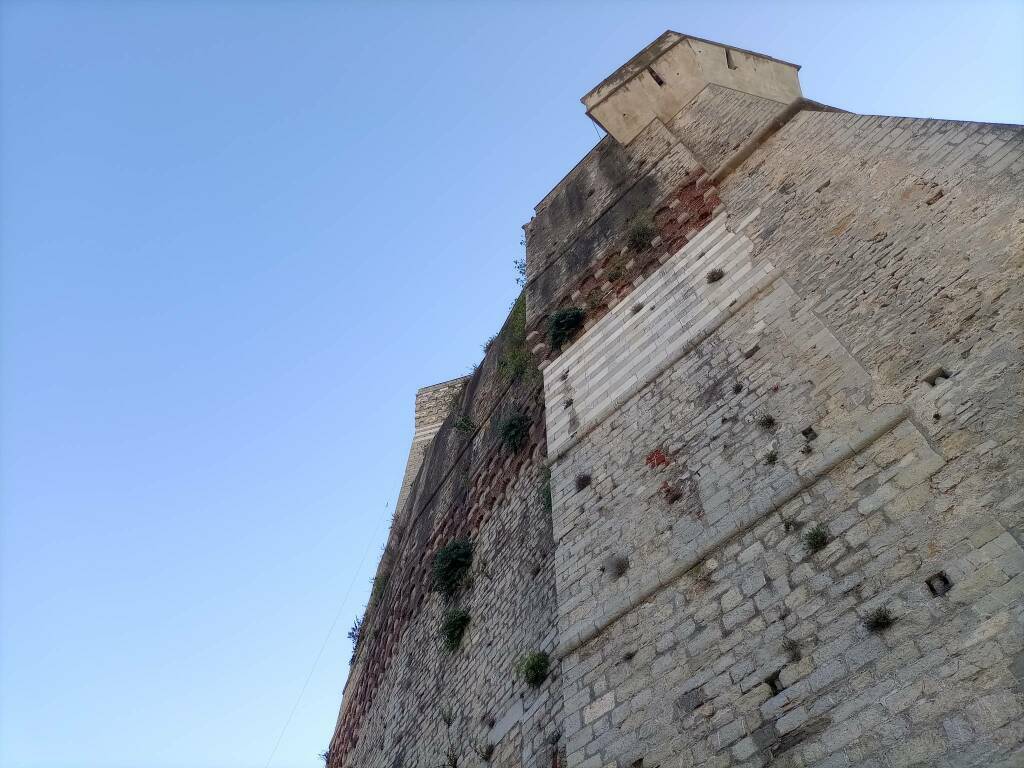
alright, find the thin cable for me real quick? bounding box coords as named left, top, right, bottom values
left=264, top=502, right=389, bottom=768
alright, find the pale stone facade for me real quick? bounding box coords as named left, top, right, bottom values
left=327, top=32, right=1024, bottom=768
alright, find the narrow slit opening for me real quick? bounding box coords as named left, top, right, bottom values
left=646, top=65, right=665, bottom=86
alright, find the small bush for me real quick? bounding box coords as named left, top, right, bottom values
left=863, top=606, right=895, bottom=632
left=369, top=568, right=390, bottom=608
left=755, top=412, right=777, bottom=430
left=626, top=211, right=657, bottom=251
left=706, top=267, right=725, bottom=283
left=499, top=412, right=531, bottom=451
left=519, top=651, right=550, bottom=688
left=514, top=256, right=526, bottom=287
left=453, top=415, right=476, bottom=434
left=498, top=294, right=538, bottom=382
left=440, top=608, right=471, bottom=652
left=803, top=523, right=829, bottom=553
left=732, top=382, right=743, bottom=394
left=547, top=307, right=585, bottom=349
left=432, top=539, right=474, bottom=599
left=347, top=615, right=363, bottom=646
left=764, top=449, right=778, bottom=465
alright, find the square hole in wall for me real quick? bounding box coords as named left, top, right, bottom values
left=924, top=367, right=951, bottom=386
left=926, top=571, right=952, bottom=597
left=801, top=426, right=818, bottom=441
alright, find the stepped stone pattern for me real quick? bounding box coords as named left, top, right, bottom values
left=326, top=31, right=1024, bottom=768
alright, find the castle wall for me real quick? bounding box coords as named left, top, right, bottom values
left=543, top=111, right=1024, bottom=766
left=328, top=34, right=1024, bottom=768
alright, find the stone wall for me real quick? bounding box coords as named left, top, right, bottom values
left=543, top=106, right=1024, bottom=767
left=327, top=33, right=1024, bottom=768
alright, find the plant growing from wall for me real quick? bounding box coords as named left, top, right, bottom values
left=755, top=412, right=777, bottom=430
left=440, top=608, right=471, bottom=652
left=369, top=568, right=391, bottom=609
left=453, top=415, right=476, bottom=434
left=470, top=739, right=494, bottom=762
left=863, top=606, right=895, bottom=632
left=802, top=523, right=829, bottom=553
left=499, top=412, right=531, bottom=451
left=518, top=651, right=550, bottom=688
left=547, top=307, right=585, bottom=350
left=432, top=539, right=474, bottom=599
left=764, top=448, right=778, bottom=465
left=706, top=267, right=725, bottom=283
left=626, top=210, right=657, bottom=251
left=498, top=294, right=538, bottom=383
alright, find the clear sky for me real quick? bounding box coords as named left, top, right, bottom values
left=1, top=2, right=1021, bottom=767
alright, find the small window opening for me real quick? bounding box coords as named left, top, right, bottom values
left=926, top=571, right=952, bottom=597
left=801, top=426, right=818, bottom=441
left=765, top=669, right=784, bottom=696
left=924, top=367, right=951, bottom=386
left=726, top=49, right=738, bottom=70
left=646, top=65, right=665, bottom=86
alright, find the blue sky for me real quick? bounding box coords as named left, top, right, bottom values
left=1, top=2, right=1021, bottom=767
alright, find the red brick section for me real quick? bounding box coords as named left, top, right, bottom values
left=530, top=175, right=721, bottom=362
left=328, top=387, right=547, bottom=766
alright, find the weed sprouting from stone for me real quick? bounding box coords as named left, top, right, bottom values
left=498, top=412, right=531, bottom=451
left=803, top=523, right=829, bottom=553
left=764, top=448, right=778, bottom=465
left=626, top=210, right=657, bottom=251
left=470, top=739, right=494, bottom=762
left=705, top=267, right=725, bottom=283
left=755, top=412, right=777, bottom=430
left=518, top=651, right=550, bottom=687
left=547, top=307, right=586, bottom=349
left=864, top=606, right=895, bottom=632
left=432, top=539, right=474, bottom=599
left=440, top=608, right=471, bottom=652
left=453, top=415, right=476, bottom=434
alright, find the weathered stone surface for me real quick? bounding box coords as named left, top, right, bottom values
left=327, top=29, right=1024, bottom=768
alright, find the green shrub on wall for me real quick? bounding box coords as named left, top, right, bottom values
left=432, top=539, right=474, bottom=599
left=518, top=651, right=550, bottom=687
left=626, top=210, right=657, bottom=251
left=499, top=413, right=531, bottom=452
left=547, top=307, right=585, bottom=350
left=803, top=523, right=829, bottom=553
left=440, top=608, right=471, bottom=652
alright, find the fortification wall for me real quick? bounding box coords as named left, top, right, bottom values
left=327, top=34, right=1024, bottom=768
left=543, top=111, right=1024, bottom=767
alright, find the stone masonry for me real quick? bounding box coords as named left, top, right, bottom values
left=327, top=31, right=1024, bottom=768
